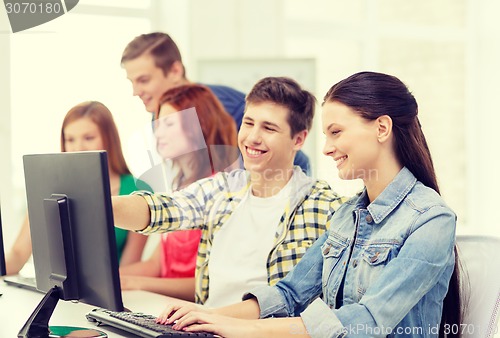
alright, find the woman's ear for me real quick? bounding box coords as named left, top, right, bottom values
left=376, top=115, right=393, bottom=143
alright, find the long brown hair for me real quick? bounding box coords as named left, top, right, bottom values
left=60, top=101, right=131, bottom=176
left=155, top=84, right=238, bottom=187
left=324, top=71, right=462, bottom=338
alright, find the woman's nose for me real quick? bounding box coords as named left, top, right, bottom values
left=322, top=140, right=335, bottom=156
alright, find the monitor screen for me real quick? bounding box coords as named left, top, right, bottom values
left=20, top=151, right=124, bottom=337
left=0, top=201, right=6, bottom=276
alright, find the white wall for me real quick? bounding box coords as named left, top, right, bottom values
left=466, top=0, right=500, bottom=234
left=0, top=8, right=14, bottom=246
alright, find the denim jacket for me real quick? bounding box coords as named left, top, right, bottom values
left=245, top=167, right=456, bottom=338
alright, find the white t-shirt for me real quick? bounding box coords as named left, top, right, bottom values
left=204, top=177, right=294, bottom=308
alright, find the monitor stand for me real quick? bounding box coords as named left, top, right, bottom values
left=18, top=286, right=108, bottom=338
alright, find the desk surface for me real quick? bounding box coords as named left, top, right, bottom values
left=0, top=280, right=174, bottom=337
left=4, top=280, right=499, bottom=338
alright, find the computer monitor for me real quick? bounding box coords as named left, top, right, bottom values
left=0, top=201, right=6, bottom=276
left=19, top=151, right=124, bottom=338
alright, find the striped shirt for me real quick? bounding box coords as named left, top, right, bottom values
left=133, top=167, right=346, bottom=304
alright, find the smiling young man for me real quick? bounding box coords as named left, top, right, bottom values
left=112, top=77, right=345, bottom=307
left=121, top=32, right=311, bottom=174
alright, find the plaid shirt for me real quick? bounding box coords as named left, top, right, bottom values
left=134, top=167, right=346, bottom=304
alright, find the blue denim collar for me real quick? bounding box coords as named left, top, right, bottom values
left=355, top=167, right=417, bottom=224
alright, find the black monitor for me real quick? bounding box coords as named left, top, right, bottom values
left=0, top=201, right=6, bottom=276
left=19, top=151, right=123, bottom=338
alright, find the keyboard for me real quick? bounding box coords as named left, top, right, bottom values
left=86, top=308, right=217, bottom=338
